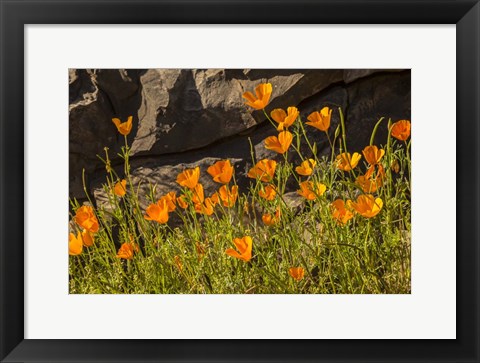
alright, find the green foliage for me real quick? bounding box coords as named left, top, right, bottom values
left=69, top=106, right=411, bottom=294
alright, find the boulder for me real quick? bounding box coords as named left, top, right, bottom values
left=69, top=69, right=410, bottom=209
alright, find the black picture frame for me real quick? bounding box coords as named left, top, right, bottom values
left=1, top=1, right=479, bottom=362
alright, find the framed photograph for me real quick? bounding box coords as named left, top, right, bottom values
left=1, top=0, right=479, bottom=362
left=66, top=66, right=412, bottom=297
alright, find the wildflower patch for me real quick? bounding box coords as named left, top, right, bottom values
left=69, top=74, right=411, bottom=294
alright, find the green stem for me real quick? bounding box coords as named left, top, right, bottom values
left=262, top=108, right=278, bottom=130
left=338, top=108, right=349, bottom=156
left=297, top=115, right=317, bottom=160
left=364, top=221, right=371, bottom=269
left=369, top=117, right=385, bottom=146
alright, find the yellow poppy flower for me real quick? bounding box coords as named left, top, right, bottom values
left=247, top=159, right=277, bottom=182
left=144, top=199, right=169, bottom=224
left=362, top=145, right=385, bottom=165
left=289, top=267, right=305, bottom=281
left=68, top=232, right=83, bottom=256
left=176, top=166, right=200, bottom=189
left=242, top=83, right=272, bottom=110
left=336, top=152, right=361, bottom=171
left=113, top=179, right=127, bottom=197
left=349, top=194, right=383, bottom=218
left=112, top=116, right=133, bottom=136
left=75, top=205, right=99, bottom=233
left=116, top=242, right=138, bottom=260
left=226, top=236, right=253, bottom=262
left=306, top=107, right=332, bottom=131
left=331, top=199, right=354, bottom=225
left=258, top=185, right=277, bottom=201
left=391, top=120, right=411, bottom=141
left=265, top=130, right=293, bottom=154
left=270, top=107, right=299, bottom=131
left=297, top=181, right=326, bottom=200
left=207, top=160, right=234, bottom=184
left=295, top=158, right=316, bottom=176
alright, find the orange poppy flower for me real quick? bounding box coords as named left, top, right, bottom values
left=217, top=185, right=238, bottom=207
left=113, top=179, right=127, bottom=197
left=356, top=165, right=385, bottom=193
left=365, top=164, right=385, bottom=179
left=270, top=107, right=299, bottom=131
left=262, top=214, right=275, bottom=226
left=177, top=195, right=188, bottom=209
left=144, top=199, right=169, bottom=224
left=331, top=199, right=354, bottom=225
left=203, top=197, right=215, bottom=215
left=262, top=207, right=281, bottom=226
left=226, top=236, right=253, bottom=262
left=297, top=181, right=326, bottom=200
left=243, top=200, right=252, bottom=215
left=196, top=242, right=207, bottom=260
left=160, top=191, right=177, bottom=212
left=81, top=229, right=95, bottom=247
left=116, top=242, right=139, bottom=260
left=112, top=116, right=133, bottom=136
left=247, top=159, right=277, bottom=182
left=75, top=205, right=99, bottom=233
left=176, top=166, right=200, bottom=189
left=191, top=183, right=205, bottom=204
left=174, top=255, right=183, bottom=272
left=391, top=159, right=400, bottom=173
left=195, top=197, right=215, bottom=216
left=391, top=120, right=411, bottom=141
left=349, top=194, right=383, bottom=218
left=356, top=175, right=381, bottom=193
left=295, top=158, right=316, bottom=176
left=210, top=192, right=220, bottom=206
left=68, top=232, right=83, bottom=256
left=242, top=83, right=272, bottom=110
left=207, top=160, right=234, bottom=184
left=258, top=184, right=277, bottom=201
left=362, top=145, right=385, bottom=165
left=306, top=107, right=332, bottom=131
left=289, top=267, right=305, bottom=281
left=265, top=131, right=293, bottom=154
left=336, top=152, right=361, bottom=171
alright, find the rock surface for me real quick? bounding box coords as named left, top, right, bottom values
left=69, top=69, right=410, bottom=207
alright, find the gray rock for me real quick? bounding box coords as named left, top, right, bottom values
left=70, top=69, right=410, bottom=206
left=343, top=69, right=405, bottom=84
